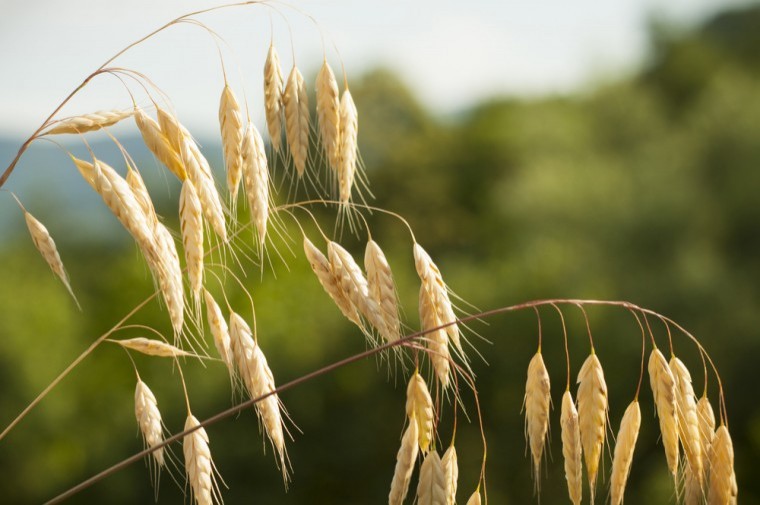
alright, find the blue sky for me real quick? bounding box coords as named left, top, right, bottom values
left=0, top=0, right=752, bottom=137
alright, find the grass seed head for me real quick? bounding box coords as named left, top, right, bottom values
left=303, top=237, right=361, bottom=325
left=610, top=400, right=642, bottom=505
left=524, top=351, right=551, bottom=485
left=183, top=414, right=216, bottom=505
left=219, top=84, right=244, bottom=200
left=670, top=356, right=704, bottom=485
left=135, top=380, right=165, bottom=466
left=241, top=122, right=269, bottom=244
left=560, top=390, right=582, bottom=505
left=316, top=60, right=340, bottom=170
left=406, top=371, right=435, bottom=452
left=417, top=450, right=446, bottom=505
left=365, top=240, right=401, bottom=343
left=388, top=414, right=419, bottom=505
left=441, top=445, right=458, bottom=505
left=338, top=89, right=358, bottom=205
left=576, top=351, right=608, bottom=500
left=46, top=109, right=133, bottom=135
left=708, top=425, right=737, bottom=505
left=180, top=179, right=204, bottom=304
left=648, top=348, right=679, bottom=480
left=134, top=108, right=186, bottom=181
left=264, top=43, right=284, bottom=151
left=283, top=65, right=310, bottom=176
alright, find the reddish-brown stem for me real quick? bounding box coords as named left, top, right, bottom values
left=551, top=303, right=571, bottom=391
left=533, top=306, right=542, bottom=352
left=628, top=309, right=647, bottom=401
left=576, top=303, right=595, bottom=351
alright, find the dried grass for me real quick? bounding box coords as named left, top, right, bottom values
left=560, top=391, right=582, bottom=505
left=283, top=66, right=309, bottom=176
left=648, top=349, right=679, bottom=481
left=406, top=371, right=434, bottom=453
left=577, top=352, right=608, bottom=501
left=609, top=400, right=641, bottom=505
left=264, top=44, right=284, bottom=151
left=135, top=380, right=165, bottom=466
left=524, top=351, right=551, bottom=484
left=388, top=414, right=419, bottom=505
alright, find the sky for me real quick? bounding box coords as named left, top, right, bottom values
left=0, top=0, right=752, bottom=138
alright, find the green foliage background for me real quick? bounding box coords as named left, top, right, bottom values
left=0, top=5, right=759, bottom=504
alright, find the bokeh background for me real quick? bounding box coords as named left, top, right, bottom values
left=0, top=1, right=759, bottom=503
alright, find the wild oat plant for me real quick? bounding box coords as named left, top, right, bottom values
left=0, top=3, right=739, bottom=504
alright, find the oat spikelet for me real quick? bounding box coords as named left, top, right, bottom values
left=419, top=283, right=450, bottom=388
left=183, top=414, right=217, bottom=505
left=264, top=43, right=284, bottom=151
left=126, top=168, right=158, bottom=231
left=316, top=60, right=340, bottom=170
left=204, top=289, right=233, bottom=370
left=648, top=348, right=679, bottom=481
left=134, top=108, right=186, bottom=181
left=153, top=223, right=185, bottom=336
left=156, top=107, right=184, bottom=153
left=524, top=351, right=551, bottom=484
left=708, top=425, right=736, bottom=505
left=180, top=138, right=227, bottom=242
left=338, top=89, right=358, bottom=205
left=365, top=240, right=401, bottom=343
left=610, top=400, right=642, bottom=505
left=21, top=207, right=78, bottom=306
left=465, top=490, right=481, bottom=505
left=561, top=391, right=583, bottom=505
left=413, top=244, right=462, bottom=357
left=219, top=84, right=244, bottom=200
left=229, top=312, right=287, bottom=478
left=46, top=109, right=133, bottom=135
left=417, top=450, right=446, bottom=505
left=135, top=380, right=164, bottom=466
left=670, top=356, right=704, bottom=485
left=283, top=65, right=309, bottom=176
left=180, top=180, right=204, bottom=305
left=406, top=371, right=434, bottom=452
left=303, top=237, right=361, bottom=325
left=388, top=414, right=419, bottom=505
left=698, top=396, right=716, bottom=476
left=115, top=337, right=191, bottom=357
left=685, top=466, right=703, bottom=505
left=328, top=241, right=386, bottom=337
left=577, top=351, right=608, bottom=500
left=441, top=445, right=458, bottom=505
left=241, top=122, right=269, bottom=244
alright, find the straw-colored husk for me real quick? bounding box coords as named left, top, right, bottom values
left=46, top=109, right=133, bottom=135
left=708, top=425, right=737, bottom=505
left=203, top=289, right=233, bottom=370
left=648, top=349, right=679, bottom=480
left=114, top=337, right=191, bottom=358
left=316, top=60, right=340, bottom=170
left=283, top=65, right=309, bottom=176
left=180, top=179, right=204, bottom=304
left=561, top=390, right=582, bottom=505
left=524, top=351, right=551, bottom=483
left=406, top=371, right=434, bottom=453
left=135, top=380, right=165, bottom=466
left=264, top=43, right=284, bottom=151
left=697, top=396, right=716, bottom=476
left=180, top=138, right=227, bottom=242
left=219, top=84, right=243, bottom=200
left=417, top=450, right=446, bottom=505
left=577, top=352, right=608, bottom=500
left=365, top=240, right=401, bottom=343
left=303, top=237, right=361, bottom=325
left=388, top=414, right=419, bottom=505
left=338, top=89, right=357, bottom=205
left=419, top=283, right=450, bottom=389
left=442, top=445, right=458, bottom=505
left=610, top=400, right=641, bottom=505
left=153, top=222, right=185, bottom=336
left=126, top=168, right=158, bottom=231
left=670, top=356, right=703, bottom=485
left=134, top=108, right=186, bottom=181
left=465, top=490, right=481, bottom=505
left=241, top=122, right=269, bottom=244
left=183, top=414, right=216, bottom=505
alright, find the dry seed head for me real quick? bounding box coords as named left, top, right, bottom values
left=610, top=400, right=642, bottom=505
left=417, top=450, right=446, bottom=505
left=228, top=312, right=287, bottom=474
left=72, top=156, right=97, bottom=190
left=708, top=426, right=736, bottom=505
left=419, top=284, right=451, bottom=389
left=283, top=65, right=309, bottom=176
left=328, top=241, right=386, bottom=337
left=524, top=351, right=551, bottom=483
left=180, top=180, right=204, bottom=303
left=465, top=490, right=481, bottom=505
left=153, top=222, right=185, bottom=336
left=126, top=168, right=158, bottom=231
left=263, top=43, right=284, bottom=151
left=697, top=396, right=716, bottom=476
left=22, top=210, right=77, bottom=305
left=134, top=108, right=186, bottom=181
left=316, top=60, right=340, bottom=170
left=338, top=89, right=358, bottom=205
left=46, top=109, right=133, bottom=135
left=365, top=240, right=401, bottom=343
left=115, top=337, right=191, bottom=358
left=203, top=289, right=233, bottom=369
left=406, top=371, right=434, bottom=453
left=219, top=84, right=244, bottom=200
left=441, top=445, right=458, bottom=505
left=134, top=380, right=164, bottom=466
left=183, top=414, right=216, bottom=505
left=303, top=237, right=361, bottom=325
left=684, top=466, right=702, bottom=505
left=670, top=356, right=704, bottom=485
left=648, top=348, right=679, bottom=479
left=560, top=391, right=582, bottom=505
left=156, top=107, right=183, bottom=153
left=576, top=351, right=608, bottom=498
left=241, top=122, right=269, bottom=244
left=388, top=414, right=419, bottom=505
left=413, top=244, right=462, bottom=356
left=180, top=138, right=227, bottom=242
